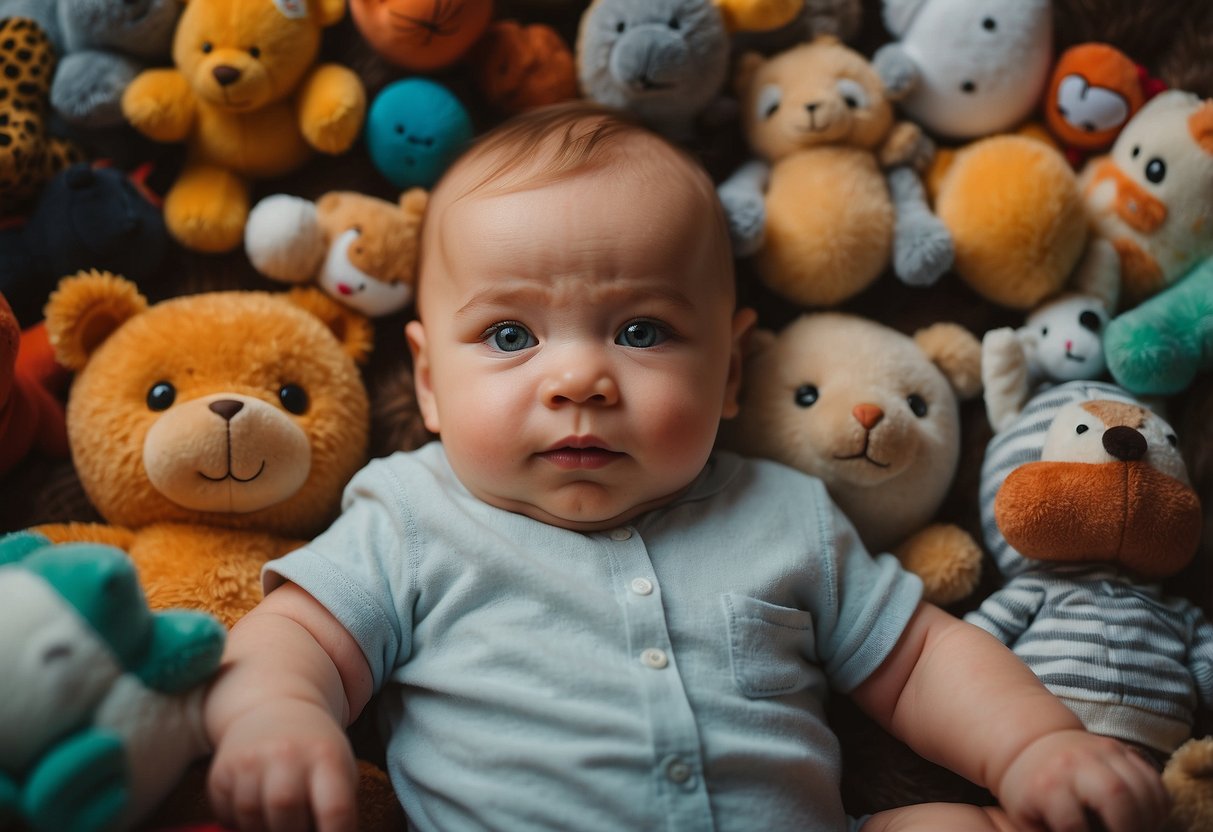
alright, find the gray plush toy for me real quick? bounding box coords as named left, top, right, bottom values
left=48, top=0, right=182, bottom=129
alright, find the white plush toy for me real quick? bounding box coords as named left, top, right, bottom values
left=982, top=293, right=1111, bottom=433
left=873, top=0, right=1053, bottom=140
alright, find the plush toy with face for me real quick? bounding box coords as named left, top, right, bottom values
left=723, top=312, right=983, bottom=605
left=469, top=20, right=578, bottom=115
left=245, top=188, right=428, bottom=318
left=968, top=379, right=1213, bottom=830
left=364, top=78, right=474, bottom=190
left=981, top=293, right=1110, bottom=433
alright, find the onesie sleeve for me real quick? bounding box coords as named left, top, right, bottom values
left=264, top=457, right=419, bottom=690
left=806, top=487, right=924, bottom=693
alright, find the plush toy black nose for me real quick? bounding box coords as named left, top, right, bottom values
left=1103, top=426, right=1147, bottom=461
left=212, top=65, right=241, bottom=87
left=209, top=400, right=244, bottom=422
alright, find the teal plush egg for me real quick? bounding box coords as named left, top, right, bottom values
left=365, top=78, right=475, bottom=189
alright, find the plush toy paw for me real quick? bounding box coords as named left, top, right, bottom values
left=1163, top=737, right=1213, bottom=832
left=51, top=52, right=140, bottom=128
left=893, top=522, right=982, bottom=606
left=24, top=730, right=128, bottom=832
left=890, top=201, right=953, bottom=288
left=718, top=183, right=767, bottom=258
left=872, top=43, right=918, bottom=100
left=297, top=65, right=368, bottom=156
left=163, top=165, right=250, bottom=254
left=120, top=69, right=195, bottom=144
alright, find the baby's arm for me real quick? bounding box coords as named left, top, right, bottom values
left=204, top=582, right=374, bottom=832
left=852, top=602, right=1168, bottom=832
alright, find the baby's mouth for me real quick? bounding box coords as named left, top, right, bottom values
left=539, top=438, right=624, bottom=470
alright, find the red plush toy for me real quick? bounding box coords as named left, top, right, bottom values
left=0, top=292, right=68, bottom=476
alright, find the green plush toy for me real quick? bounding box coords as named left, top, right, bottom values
left=0, top=532, right=225, bottom=832
left=1104, top=257, right=1213, bottom=395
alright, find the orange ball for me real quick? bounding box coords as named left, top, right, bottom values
left=349, top=0, right=494, bottom=71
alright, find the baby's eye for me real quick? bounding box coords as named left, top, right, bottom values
left=615, top=320, right=667, bottom=349
left=487, top=322, right=537, bottom=353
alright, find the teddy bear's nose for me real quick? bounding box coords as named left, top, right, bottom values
left=212, top=65, right=242, bottom=87
left=209, top=400, right=245, bottom=422
left=852, top=403, right=884, bottom=430
left=1103, top=426, right=1147, bottom=462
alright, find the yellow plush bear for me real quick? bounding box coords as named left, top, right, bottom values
left=121, top=0, right=366, bottom=253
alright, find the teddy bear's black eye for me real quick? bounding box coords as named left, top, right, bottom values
left=201, top=41, right=213, bottom=54
left=147, top=381, right=176, bottom=411
left=279, top=384, right=309, bottom=415
left=615, top=21, right=626, bottom=33
left=1078, top=311, right=1102, bottom=332
left=982, top=17, right=997, bottom=31
left=794, top=384, right=819, bottom=408
left=1145, top=157, right=1166, bottom=184
left=668, top=17, right=680, bottom=30
left=1076, top=424, right=1090, bottom=434
left=907, top=394, right=928, bottom=418
left=248, top=46, right=261, bottom=59
left=1167, top=433, right=1178, bottom=447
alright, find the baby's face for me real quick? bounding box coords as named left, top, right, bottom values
left=408, top=159, right=750, bottom=531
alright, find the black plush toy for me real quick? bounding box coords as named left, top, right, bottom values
left=0, top=163, right=167, bottom=327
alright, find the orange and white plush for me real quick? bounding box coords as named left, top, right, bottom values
left=245, top=188, right=428, bottom=318
left=1074, top=90, right=1213, bottom=311
left=722, top=312, right=983, bottom=605
left=33, top=270, right=372, bottom=628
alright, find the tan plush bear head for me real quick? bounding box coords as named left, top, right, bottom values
left=725, top=312, right=981, bottom=552
left=45, top=270, right=371, bottom=539
left=172, top=0, right=345, bottom=113
left=735, top=36, right=894, bottom=162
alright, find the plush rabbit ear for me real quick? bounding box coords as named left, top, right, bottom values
left=45, top=270, right=149, bottom=371
left=914, top=322, right=982, bottom=400
left=882, top=0, right=929, bottom=36
left=285, top=287, right=374, bottom=365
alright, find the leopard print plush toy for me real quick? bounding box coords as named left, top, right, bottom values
left=0, top=17, right=81, bottom=215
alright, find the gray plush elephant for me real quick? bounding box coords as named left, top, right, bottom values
left=49, top=0, right=182, bottom=129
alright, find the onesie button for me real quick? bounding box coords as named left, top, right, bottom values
left=609, top=527, right=633, bottom=541
left=630, top=577, right=653, bottom=596
left=665, top=758, right=693, bottom=785
left=640, top=648, right=668, bottom=669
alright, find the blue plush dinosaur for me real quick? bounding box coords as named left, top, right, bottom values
left=0, top=532, right=224, bottom=832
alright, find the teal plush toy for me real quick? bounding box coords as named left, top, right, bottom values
left=1104, top=257, right=1213, bottom=396
left=365, top=78, right=474, bottom=190
left=0, top=532, right=225, bottom=832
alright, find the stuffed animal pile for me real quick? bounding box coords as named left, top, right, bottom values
left=1, top=0, right=1211, bottom=827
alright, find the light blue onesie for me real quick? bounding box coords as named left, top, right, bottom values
left=266, top=443, right=922, bottom=832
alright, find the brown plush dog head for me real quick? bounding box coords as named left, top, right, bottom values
left=734, top=35, right=894, bottom=162
left=45, top=270, right=372, bottom=538
left=994, top=395, right=1201, bottom=578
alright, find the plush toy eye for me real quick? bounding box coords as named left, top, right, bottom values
left=907, top=394, right=928, bottom=418
left=615, top=20, right=626, bottom=34
left=981, top=17, right=997, bottom=31
left=960, top=80, right=977, bottom=94
left=248, top=46, right=261, bottom=58
left=668, top=16, right=680, bottom=30
left=794, top=384, right=819, bottom=408
left=147, top=381, right=176, bottom=411
left=394, top=123, right=405, bottom=135
left=1078, top=310, right=1102, bottom=332
left=43, top=643, right=72, bottom=664
left=757, top=84, right=781, bottom=121
left=201, top=41, right=213, bottom=54
left=1131, top=145, right=1141, bottom=159
left=1145, top=157, right=1166, bottom=184
left=1040, top=326, right=1049, bottom=337
left=835, top=78, right=869, bottom=110
left=1167, top=433, right=1179, bottom=447
left=1076, top=424, right=1089, bottom=434
left=279, top=384, right=309, bottom=415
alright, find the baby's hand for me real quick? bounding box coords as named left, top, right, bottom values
left=996, top=729, right=1168, bottom=832
left=208, top=699, right=359, bottom=832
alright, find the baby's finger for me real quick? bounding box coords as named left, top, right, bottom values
left=230, top=761, right=271, bottom=832
left=1013, top=781, right=1087, bottom=832
left=207, top=760, right=238, bottom=829
left=1095, top=752, right=1168, bottom=832
left=262, top=760, right=312, bottom=832
left=1072, top=757, right=1151, bottom=832
left=310, top=755, right=358, bottom=832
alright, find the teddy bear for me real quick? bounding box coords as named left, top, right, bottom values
left=245, top=188, right=429, bottom=318
left=0, top=292, right=68, bottom=478
left=720, top=312, right=983, bottom=606
left=0, top=531, right=225, bottom=832
left=574, top=0, right=804, bottom=142
left=967, top=379, right=1213, bottom=832
left=32, top=270, right=372, bottom=627
left=120, top=0, right=366, bottom=253
left=717, top=36, right=952, bottom=307
left=348, top=0, right=494, bottom=72
left=0, top=16, right=83, bottom=217
left=47, top=0, right=182, bottom=129
left=980, top=292, right=1110, bottom=433
left=873, top=0, right=1090, bottom=310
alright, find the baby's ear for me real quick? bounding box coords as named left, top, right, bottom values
left=914, top=322, right=982, bottom=400
left=45, top=270, right=149, bottom=371
left=285, top=287, right=375, bottom=365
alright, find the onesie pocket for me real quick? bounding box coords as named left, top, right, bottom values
left=723, top=593, right=815, bottom=698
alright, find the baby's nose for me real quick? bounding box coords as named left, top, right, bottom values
left=541, top=362, right=619, bottom=408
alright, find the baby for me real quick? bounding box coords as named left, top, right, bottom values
left=205, top=102, right=1167, bottom=832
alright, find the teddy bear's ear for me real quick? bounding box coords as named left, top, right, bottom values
left=733, top=51, right=766, bottom=98
left=1188, top=100, right=1213, bottom=156
left=313, top=0, right=346, bottom=27
left=45, top=270, right=149, bottom=371
left=399, top=187, right=429, bottom=219
left=285, top=287, right=374, bottom=365
left=913, top=322, right=982, bottom=400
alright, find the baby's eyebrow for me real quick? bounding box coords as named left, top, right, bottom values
left=454, top=280, right=696, bottom=319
